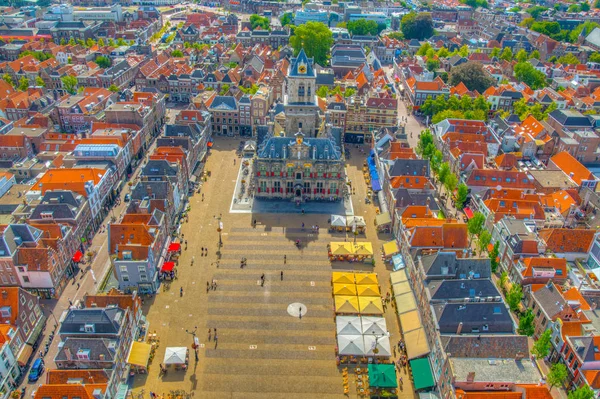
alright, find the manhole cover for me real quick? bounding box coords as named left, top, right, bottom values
left=287, top=302, right=307, bottom=318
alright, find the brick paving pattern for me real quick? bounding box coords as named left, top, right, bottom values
left=135, top=138, right=417, bottom=399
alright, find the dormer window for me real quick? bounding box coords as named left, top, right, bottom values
left=122, top=251, right=132, bottom=260
left=41, top=212, right=53, bottom=220
left=84, top=324, right=95, bottom=333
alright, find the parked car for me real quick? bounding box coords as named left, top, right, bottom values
left=28, top=359, right=44, bottom=382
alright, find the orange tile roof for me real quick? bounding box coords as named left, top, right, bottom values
left=583, top=370, right=600, bottom=389
left=538, top=228, right=595, bottom=254
left=45, top=369, right=109, bottom=385
left=408, top=223, right=468, bottom=249
left=31, top=168, right=107, bottom=197
left=456, top=390, right=522, bottom=399
left=33, top=383, right=107, bottom=399
left=390, top=175, right=433, bottom=190
left=562, top=287, right=591, bottom=310
left=550, top=152, right=595, bottom=186
left=0, top=287, right=22, bottom=326
left=495, top=153, right=518, bottom=169
left=518, top=385, right=553, bottom=399
left=521, top=257, right=567, bottom=278
left=541, top=190, right=578, bottom=215
left=466, top=169, right=535, bottom=189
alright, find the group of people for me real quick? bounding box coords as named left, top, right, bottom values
left=206, top=279, right=218, bottom=293
left=208, top=327, right=218, bottom=347
left=240, top=257, right=247, bottom=268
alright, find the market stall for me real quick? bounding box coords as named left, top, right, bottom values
left=329, top=242, right=374, bottom=263
left=410, top=358, right=435, bottom=391
left=160, top=261, right=176, bottom=281
left=163, top=347, right=189, bottom=370
left=337, top=334, right=366, bottom=356
left=332, top=272, right=355, bottom=285
left=333, top=284, right=357, bottom=296
left=336, top=316, right=363, bottom=336
left=392, top=253, right=405, bottom=271
left=375, top=212, right=392, bottom=233
left=355, top=273, right=378, bottom=285
left=330, top=214, right=347, bottom=232
left=364, top=334, right=392, bottom=357
left=382, top=240, right=400, bottom=258
left=329, top=242, right=353, bottom=261
left=358, top=296, right=384, bottom=315
left=335, top=295, right=360, bottom=314
left=347, top=216, right=367, bottom=234
left=361, top=316, right=387, bottom=336
left=368, top=364, right=397, bottom=389
left=127, top=341, right=152, bottom=374
left=357, top=284, right=380, bottom=297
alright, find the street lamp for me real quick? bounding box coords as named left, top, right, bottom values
left=371, top=331, right=390, bottom=355
left=216, top=215, right=223, bottom=256
left=41, top=304, right=59, bottom=331
left=185, top=326, right=199, bottom=362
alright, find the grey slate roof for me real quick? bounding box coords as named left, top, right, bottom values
left=60, top=308, right=124, bottom=336
left=428, top=279, right=500, bottom=301
left=257, top=133, right=342, bottom=161
left=55, top=337, right=116, bottom=362
left=420, top=252, right=491, bottom=280
left=441, top=335, right=529, bottom=358
left=393, top=189, right=439, bottom=210
left=532, top=282, right=566, bottom=319
left=209, top=96, right=237, bottom=111
left=131, top=180, right=170, bottom=201
left=389, top=159, right=430, bottom=177
left=142, top=159, right=179, bottom=178
left=548, top=109, right=593, bottom=127
left=434, top=303, right=514, bottom=334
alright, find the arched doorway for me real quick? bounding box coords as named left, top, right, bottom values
left=295, top=188, right=302, bottom=197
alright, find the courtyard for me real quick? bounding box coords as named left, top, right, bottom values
left=134, top=137, right=417, bottom=399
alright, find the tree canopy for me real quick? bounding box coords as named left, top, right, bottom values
left=280, top=12, right=293, bottom=27
left=547, top=363, right=568, bottom=391
left=421, top=94, right=491, bottom=123
left=249, top=14, right=270, bottom=31
left=401, top=12, right=434, bottom=40
left=61, top=75, right=77, bottom=94
left=517, top=308, right=535, bottom=336
left=568, top=386, right=595, bottom=399
left=532, top=329, right=552, bottom=358
left=95, top=56, right=111, bottom=68
left=289, top=22, right=334, bottom=66
left=347, top=19, right=386, bottom=36
left=449, top=62, right=496, bottom=93
left=514, top=62, right=547, bottom=89
left=171, top=49, right=184, bottom=57
left=459, top=0, right=488, bottom=8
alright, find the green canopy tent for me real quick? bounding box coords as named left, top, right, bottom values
left=368, top=363, right=397, bottom=388
left=410, top=358, right=435, bottom=390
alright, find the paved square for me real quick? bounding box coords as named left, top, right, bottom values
left=134, top=138, right=417, bottom=399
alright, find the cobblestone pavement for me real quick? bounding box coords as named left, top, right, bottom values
left=135, top=137, right=417, bottom=399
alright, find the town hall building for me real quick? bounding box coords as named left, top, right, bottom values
left=254, top=131, right=346, bottom=202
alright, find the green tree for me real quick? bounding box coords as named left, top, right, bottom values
left=460, top=0, right=488, bottom=8
left=35, top=76, right=45, bottom=87
left=17, top=76, right=29, bottom=91
left=527, top=5, right=548, bottom=19
left=316, top=86, right=328, bottom=98
left=514, top=62, right=547, bottom=89
left=490, top=47, right=501, bottom=58
left=401, top=12, right=434, bottom=40
left=499, top=271, right=508, bottom=291
left=478, top=230, right=492, bottom=254
left=590, top=52, right=600, bottom=62
left=568, top=3, right=582, bottom=12
left=517, top=308, right=535, bottom=336
left=97, top=38, right=105, bottom=47
left=529, top=50, right=541, bottom=59
left=68, top=38, right=76, bottom=46
left=449, top=62, right=496, bottom=93
left=557, top=53, right=580, bottom=65
left=438, top=162, right=451, bottom=186
left=426, top=59, right=440, bottom=72
left=596, top=0, right=600, bottom=9
left=455, top=183, right=468, bottom=210
left=347, top=19, right=380, bottom=36
left=171, top=49, right=184, bottom=57
left=431, top=109, right=465, bottom=124
left=239, top=84, right=260, bottom=95
left=568, top=386, right=595, bottom=399
left=95, top=56, right=111, bottom=68
left=108, top=38, right=115, bottom=47
left=457, top=45, right=469, bottom=57
left=532, top=329, right=552, bottom=358
left=60, top=38, right=66, bottom=45
left=219, top=84, right=230, bottom=95
left=500, top=47, right=513, bottom=61
left=61, top=75, right=78, bottom=94
left=506, top=283, right=523, bottom=312
left=436, top=47, right=450, bottom=58
left=289, top=22, right=334, bottom=66
left=416, top=129, right=434, bottom=157
left=570, top=21, right=600, bottom=43
left=416, top=42, right=433, bottom=56
left=344, top=88, right=356, bottom=97
left=385, top=31, right=404, bottom=40
left=280, top=12, right=293, bottom=27
left=2, top=74, right=14, bottom=88
left=467, top=212, right=486, bottom=239
left=116, top=38, right=126, bottom=46
left=108, top=84, right=119, bottom=93
left=547, top=363, right=568, bottom=392
left=85, top=38, right=96, bottom=48
left=582, top=2, right=591, bottom=11
left=516, top=49, right=528, bottom=62
left=490, top=241, right=500, bottom=273
left=249, top=14, right=270, bottom=30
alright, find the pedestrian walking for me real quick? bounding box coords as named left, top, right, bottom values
left=208, top=329, right=211, bottom=342
left=214, top=335, right=218, bottom=348
left=281, top=271, right=283, bottom=281
left=180, top=287, right=183, bottom=297
left=284, top=254, right=286, bottom=264
left=261, top=279, right=265, bottom=287
left=202, top=193, right=204, bottom=201
left=301, top=222, right=305, bottom=230
left=260, top=273, right=265, bottom=281
left=214, top=328, right=217, bottom=335
left=299, top=307, right=302, bottom=319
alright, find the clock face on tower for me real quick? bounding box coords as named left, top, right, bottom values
left=298, top=62, right=307, bottom=74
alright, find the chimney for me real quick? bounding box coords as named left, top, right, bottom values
left=515, top=352, right=525, bottom=361
left=146, top=185, right=152, bottom=197
left=1, top=291, right=7, bottom=300
left=466, top=371, right=475, bottom=383
left=456, top=321, right=463, bottom=335
left=99, top=354, right=105, bottom=360
left=65, top=347, right=72, bottom=361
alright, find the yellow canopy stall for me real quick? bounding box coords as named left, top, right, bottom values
left=383, top=240, right=400, bottom=257
left=390, top=270, right=408, bottom=285
left=331, top=242, right=353, bottom=255
left=334, top=283, right=357, bottom=296
left=399, top=310, right=423, bottom=334
left=355, top=273, right=378, bottom=285
left=352, top=242, right=374, bottom=256
left=335, top=295, right=360, bottom=314
left=358, top=296, right=384, bottom=315
left=357, top=284, right=381, bottom=297
left=332, top=272, right=355, bottom=284
left=128, top=341, right=152, bottom=369
left=395, top=292, right=417, bottom=315
left=404, top=328, right=430, bottom=360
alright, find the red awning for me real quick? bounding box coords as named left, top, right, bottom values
left=72, top=251, right=83, bottom=263
left=168, top=243, right=181, bottom=252
left=207, top=142, right=214, bottom=148
left=464, top=207, right=474, bottom=219
left=161, top=262, right=175, bottom=272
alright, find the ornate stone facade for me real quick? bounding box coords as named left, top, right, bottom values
left=254, top=132, right=345, bottom=202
